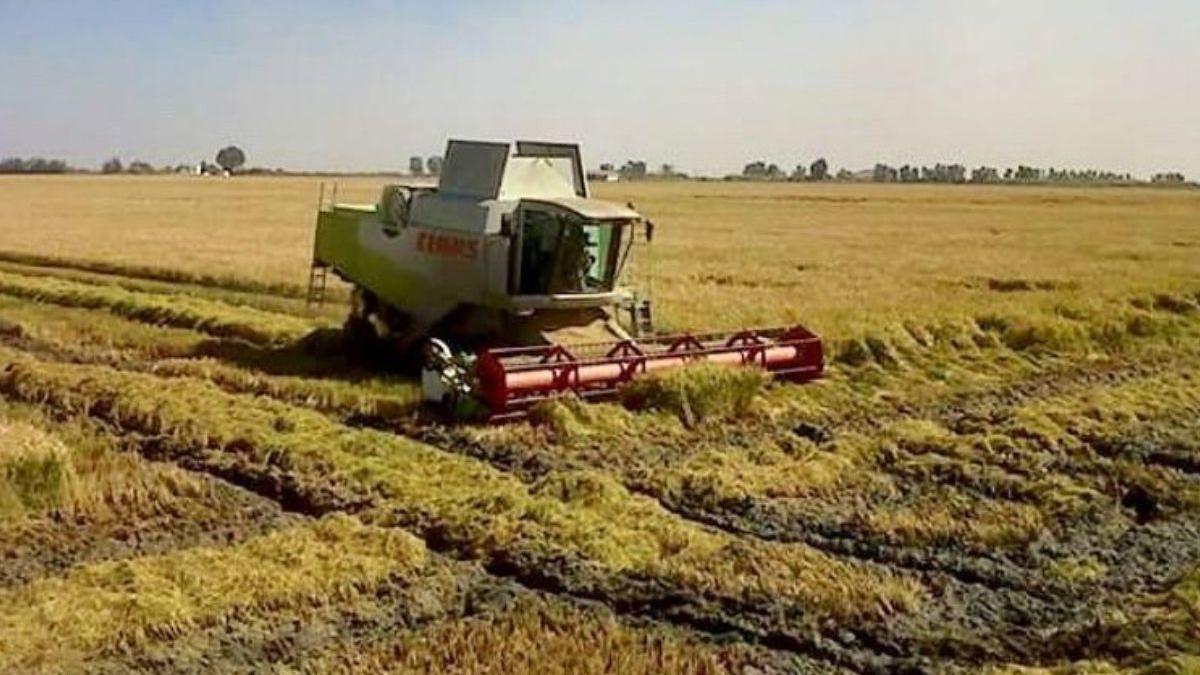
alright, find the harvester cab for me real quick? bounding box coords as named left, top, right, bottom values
left=311, top=139, right=823, bottom=420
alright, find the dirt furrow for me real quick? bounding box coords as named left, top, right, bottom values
left=126, top=429, right=904, bottom=673
left=0, top=484, right=300, bottom=589
left=0, top=354, right=918, bottom=673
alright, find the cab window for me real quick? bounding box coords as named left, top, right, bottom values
left=517, top=210, right=623, bottom=295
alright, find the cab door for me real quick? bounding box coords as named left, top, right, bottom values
left=510, top=205, right=563, bottom=296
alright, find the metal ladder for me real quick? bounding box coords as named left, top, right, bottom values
left=627, top=298, right=654, bottom=337
left=305, top=182, right=338, bottom=309
left=306, top=263, right=329, bottom=308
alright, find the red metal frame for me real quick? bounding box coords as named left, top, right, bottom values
left=476, top=325, right=823, bottom=421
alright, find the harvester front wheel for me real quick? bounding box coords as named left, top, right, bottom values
left=344, top=286, right=424, bottom=367
left=344, top=287, right=387, bottom=355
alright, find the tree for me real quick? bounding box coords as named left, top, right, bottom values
left=215, top=145, right=246, bottom=173
left=1152, top=172, right=1186, bottom=184
left=1014, top=165, right=1041, bottom=182
left=742, top=161, right=768, bottom=178
left=660, top=163, right=675, bottom=176
left=971, top=166, right=1000, bottom=183
left=809, top=158, right=829, bottom=181
left=873, top=164, right=898, bottom=182
left=599, top=162, right=614, bottom=172
left=101, top=157, right=123, bottom=174
left=0, top=157, right=69, bottom=174
left=127, top=160, right=155, bottom=175
left=790, top=164, right=807, bottom=181
left=426, top=156, right=443, bottom=174
left=618, top=160, right=647, bottom=179
left=409, top=156, right=425, bottom=175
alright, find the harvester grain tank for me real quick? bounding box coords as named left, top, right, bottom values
left=309, top=139, right=823, bottom=419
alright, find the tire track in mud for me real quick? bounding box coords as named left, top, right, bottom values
left=5, top=302, right=1193, bottom=586
left=0, top=482, right=301, bottom=589
left=4, top=401, right=820, bottom=674
left=4, top=288, right=1198, bottom=670
left=0, top=403, right=304, bottom=588
left=88, top=565, right=570, bottom=675
left=0, top=353, right=895, bottom=673
left=129, top=428, right=908, bottom=673
left=408, top=425, right=1097, bottom=668
left=405, top=422, right=1040, bottom=592
left=397, top=350, right=1200, bottom=669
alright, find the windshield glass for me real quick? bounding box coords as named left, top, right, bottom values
left=518, top=211, right=625, bottom=295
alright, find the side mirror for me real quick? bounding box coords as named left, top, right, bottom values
left=500, top=214, right=513, bottom=237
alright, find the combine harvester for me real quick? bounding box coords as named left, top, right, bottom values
left=309, top=140, right=823, bottom=420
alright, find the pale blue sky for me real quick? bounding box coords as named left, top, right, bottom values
left=1, top=1, right=1197, bottom=176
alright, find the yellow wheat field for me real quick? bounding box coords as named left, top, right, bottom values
left=1, top=175, right=1197, bottom=340
left=2, top=174, right=1200, bottom=672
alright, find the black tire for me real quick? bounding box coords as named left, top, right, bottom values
left=343, top=286, right=426, bottom=371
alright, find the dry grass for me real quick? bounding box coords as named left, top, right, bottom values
left=0, top=418, right=75, bottom=517
left=3, top=175, right=1200, bottom=669
left=1, top=176, right=1198, bottom=342
left=0, top=268, right=320, bottom=345
left=0, top=407, right=218, bottom=523
left=0, top=297, right=422, bottom=417
left=0, top=348, right=923, bottom=624
left=312, top=595, right=756, bottom=675
left=0, top=514, right=425, bottom=672
left=618, top=363, right=770, bottom=426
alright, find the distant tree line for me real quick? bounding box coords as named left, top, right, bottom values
left=868, top=164, right=1149, bottom=185
left=95, top=146, right=257, bottom=176
left=0, top=157, right=73, bottom=174
left=585, top=161, right=687, bottom=181
left=1152, top=172, right=1187, bottom=184
left=735, top=157, right=833, bottom=182
left=102, top=156, right=207, bottom=172
left=733, top=158, right=1187, bottom=185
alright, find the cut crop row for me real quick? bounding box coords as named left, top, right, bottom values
left=0, top=258, right=334, bottom=319
left=0, top=248, right=315, bottom=300
left=303, top=594, right=797, bottom=675
left=0, top=514, right=425, bottom=671
left=0, top=349, right=924, bottom=670
left=0, top=403, right=296, bottom=586
left=0, top=509, right=797, bottom=674
left=0, top=269, right=319, bottom=346
left=0, top=302, right=422, bottom=421
left=0, top=396, right=790, bottom=673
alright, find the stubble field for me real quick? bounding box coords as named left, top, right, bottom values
left=0, top=174, right=1198, bottom=673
